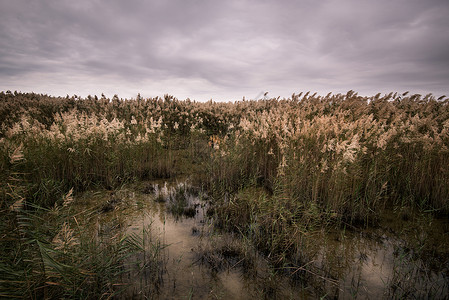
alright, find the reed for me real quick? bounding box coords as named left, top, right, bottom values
left=0, top=154, right=165, bottom=299
left=1, top=90, right=448, bottom=296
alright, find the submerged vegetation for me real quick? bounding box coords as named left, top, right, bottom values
left=1, top=90, right=448, bottom=298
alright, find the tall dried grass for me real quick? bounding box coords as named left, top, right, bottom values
left=1, top=90, right=448, bottom=284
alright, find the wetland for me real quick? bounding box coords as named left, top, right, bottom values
left=72, top=178, right=449, bottom=299
left=1, top=91, right=448, bottom=299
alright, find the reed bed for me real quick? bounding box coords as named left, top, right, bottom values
left=0, top=159, right=164, bottom=299
left=1, top=90, right=448, bottom=296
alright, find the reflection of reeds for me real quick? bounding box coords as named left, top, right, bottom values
left=388, top=245, right=449, bottom=299
left=167, top=182, right=198, bottom=218
left=1, top=91, right=448, bottom=298
left=194, top=234, right=256, bottom=274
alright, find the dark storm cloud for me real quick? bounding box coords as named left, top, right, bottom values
left=0, top=0, right=448, bottom=100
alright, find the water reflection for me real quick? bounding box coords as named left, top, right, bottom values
left=78, top=179, right=449, bottom=299
left=304, top=220, right=448, bottom=299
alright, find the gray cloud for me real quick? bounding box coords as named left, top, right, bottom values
left=1, top=0, right=448, bottom=100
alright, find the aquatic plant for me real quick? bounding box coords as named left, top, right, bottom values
left=1, top=90, right=448, bottom=298
left=0, top=155, right=165, bottom=298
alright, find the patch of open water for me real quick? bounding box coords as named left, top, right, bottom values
left=79, top=178, right=449, bottom=299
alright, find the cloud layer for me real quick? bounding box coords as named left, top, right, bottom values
left=1, top=0, right=448, bottom=100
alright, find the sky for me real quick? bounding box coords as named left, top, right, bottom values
left=1, top=0, right=448, bottom=101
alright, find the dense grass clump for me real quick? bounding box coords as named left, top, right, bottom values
left=0, top=160, right=164, bottom=299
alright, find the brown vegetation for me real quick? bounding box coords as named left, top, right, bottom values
left=1, top=90, right=448, bottom=298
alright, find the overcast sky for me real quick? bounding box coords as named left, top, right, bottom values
left=1, top=0, right=448, bottom=101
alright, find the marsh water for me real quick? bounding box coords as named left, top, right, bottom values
left=78, top=178, right=449, bottom=299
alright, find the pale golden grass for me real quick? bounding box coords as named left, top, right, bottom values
left=9, top=197, right=24, bottom=212
left=52, top=221, right=79, bottom=252
left=9, top=143, right=24, bottom=163
left=1, top=91, right=448, bottom=213
left=62, top=188, right=74, bottom=207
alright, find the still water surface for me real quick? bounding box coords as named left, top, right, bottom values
left=80, top=178, right=449, bottom=299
